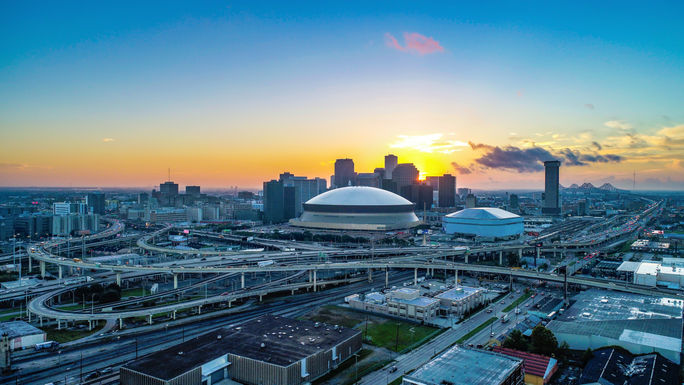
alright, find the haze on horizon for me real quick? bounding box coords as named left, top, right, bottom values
left=1, top=1, right=683, bottom=191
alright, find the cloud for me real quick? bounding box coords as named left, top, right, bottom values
left=102, top=138, right=115, bottom=143
left=604, top=120, right=632, bottom=130
left=468, top=142, right=623, bottom=173
left=584, top=103, right=595, bottom=110
left=384, top=32, right=444, bottom=55
left=451, top=162, right=472, bottom=175
left=390, top=134, right=467, bottom=154
left=591, top=141, right=602, bottom=150
left=468, top=142, right=554, bottom=172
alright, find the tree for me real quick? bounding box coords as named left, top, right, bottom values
left=581, top=348, right=594, bottom=365
left=530, top=325, right=558, bottom=356
left=503, top=329, right=529, bottom=351
left=558, top=341, right=570, bottom=362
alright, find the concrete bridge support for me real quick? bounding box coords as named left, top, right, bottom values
left=313, top=270, right=317, bottom=292
left=172, top=310, right=176, bottom=320
left=147, top=314, right=153, bottom=325
left=454, top=269, right=458, bottom=285
left=368, top=268, right=372, bottom=283
left=414, top=268, right=418, bottom=286
left=28, top=255, right=32, bottom=273
left=173, top=274, right=178, bottom=289
left=518, top=248, right=523, bottom=259
left=116, top=272, right=121, bottom=287
left=385, top=268, right=389, bottom=288
left=241, top=272, right=245, bottom=289
left=119, top=318, right=123, bottom=329
left=88, top=320, right=92, bottom=331
left=58, top=266, right=63, bottom=280
left=499, top=251, right=503, bottom=266
left=40, top=261, right=46, bottom=279
left=465, top=254, right=469, bottom=264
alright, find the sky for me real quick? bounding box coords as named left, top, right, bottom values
left=1, top=1, right=683, bottom=190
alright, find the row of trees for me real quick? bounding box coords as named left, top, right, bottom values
left=74, top=283, right=122, bottom=304
left=503, top=325, right=569, bottom=358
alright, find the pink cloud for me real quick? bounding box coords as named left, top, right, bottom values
left=384, top=32, right=444, bottom=55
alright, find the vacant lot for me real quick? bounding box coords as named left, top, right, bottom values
left=304, top=305, right=439, bottom=352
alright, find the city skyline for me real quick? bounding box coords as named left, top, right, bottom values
left=2, top=2, right=683, bottom=190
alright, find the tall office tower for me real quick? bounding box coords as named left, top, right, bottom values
left=542, top=160, right=561, bottom=215
left=334, top=158, right=356, bottom=188
left=356, top=173, right=381, bottom=188
left=53, top=202, right=87, bottom=216
left=279, top=172, right=327, bottom=216
left=185, top=185, right=201, bottom=197
left=86, top=192, right=106, bottom=215
left=401, top=183, right=433, bottom=210
left=438, top=174, right=456, bottom=208
left=457, top=188, right=470, bottom=199
left=160, top=181, right=179, bottom=196
left=384, top=154, right=398, bottom=179
left=392, top=163, right=419, bottom=192
left=425, top=176, right=440, bottom=191
left=263, top=179, right=298, bottom=224
left=509, top=194, right=519, bottom=210
left=465, top=193, right=477, bottom=208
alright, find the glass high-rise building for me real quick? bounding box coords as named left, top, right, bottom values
left=542, top=160, right=561, bottom=215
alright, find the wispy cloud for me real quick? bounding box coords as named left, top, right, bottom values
left=102, top=138, right=115, bottom=143
left=390, top=134, right=467, bottom=153
left=384, top=32, right=444, bottom=55
left=604, top=120, right=632, bottom=130
left=451, top=162, right=473, bottom=175
left=584, top=103, right=595, bottom=110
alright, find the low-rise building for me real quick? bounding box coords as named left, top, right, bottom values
left=345, top=288, right=439, bottom=323
left=618, top=258, right=684, bottom=289
left=403, top=346, right=524, bottom=385
left=579, top=347, right=677, bottom=385
left=492, top=347, right=558, bottom=385
left=435, top=285, right=485, bottom=316
left=547, top=289, right=683, bottom=364
left=0, top=321, right=46, bottom=350
left=121, top=315, right=361, bottom=385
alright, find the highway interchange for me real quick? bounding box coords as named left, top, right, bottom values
left=0, top=198, right=669, bottom=384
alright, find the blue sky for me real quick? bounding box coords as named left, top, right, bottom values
left=1, top=1, right=683, bottom=189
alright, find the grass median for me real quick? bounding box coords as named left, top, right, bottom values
left=503, top=291, right=531, bottom=313
left=455, top=317, right=498, bottom=345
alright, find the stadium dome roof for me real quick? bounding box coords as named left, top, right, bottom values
left=445, top=207, right=520, bottom=220
left=305, top=186, right=412, bottom=207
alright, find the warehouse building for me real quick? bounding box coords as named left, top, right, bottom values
left=579, top=347, right=678, bottom=385
left=618, top=258, right=684, bottom=289
left=547, top=289, right=683, bottom=364
left=403, top=346, right=524, bottom=385
left=492, top=347, right=558, bottom=385
left=0, top=321, right=46, bottom=350
left=443, top=208, right=524, bottom=239
left=120, top=315, right=362, bottom=385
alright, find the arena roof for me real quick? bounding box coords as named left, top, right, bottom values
left=445, top=207, right=520, bottom=220
left=305, top=186, right=412, bottom=207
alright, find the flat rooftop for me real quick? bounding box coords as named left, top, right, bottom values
left=580, top=347, right=678, bottom=385
left=435, top=285, right=483, bottom=301
left=123, top=315, right=360, bottom=381
left=548, top=289, right=684, bottom=354
left=405, top=346, right=522, bottom=385
left=0, top=321, right=45, bottom=338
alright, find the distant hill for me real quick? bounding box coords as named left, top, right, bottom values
left=562, top=182, right=625, bottom=193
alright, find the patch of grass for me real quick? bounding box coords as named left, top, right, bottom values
left=122, top=288, right=145, bottom=297
left=305, top=305, right=364, bottom=328
left=312, top=349, right=373, bottom=385
left=44, top=323, right=105, bottom=343
left=363, top=321, right=437, bottom=352
left=503, top=292, right=532, bottom=313
left=388, top=377, right=403, bottom=385
left=0, top=313, right=19, bottom=322
left=456, top=317, right=498, bottom=344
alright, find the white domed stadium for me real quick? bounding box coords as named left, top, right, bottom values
left=443, top=208, right=523, bottom=239
left=289, top=186, right=421, bottom=231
